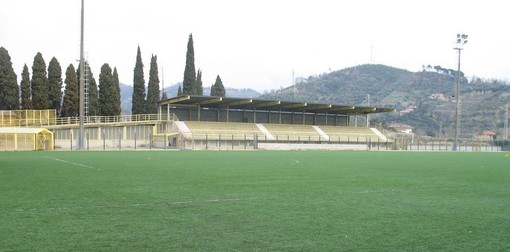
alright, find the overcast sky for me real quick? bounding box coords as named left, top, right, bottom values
left=1, top=0, right=509, bottom=92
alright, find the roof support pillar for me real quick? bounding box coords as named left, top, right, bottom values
left=197, top=104, right=201, bottom=121
left=226, top=106, right=230, bottom=122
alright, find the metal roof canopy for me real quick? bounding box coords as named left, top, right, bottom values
left=159, top=95, right=395, bottom=115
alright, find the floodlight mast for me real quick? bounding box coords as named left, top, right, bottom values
left=453, top=34, right=468, bottom=151
left=78, top=0, right=85, bottom=150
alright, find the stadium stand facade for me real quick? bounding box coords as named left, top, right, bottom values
left=157, top=95, right=394, bottom=150
left=1, top=96, right=397, bottom=150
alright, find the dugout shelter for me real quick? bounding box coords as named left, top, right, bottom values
left=0, top=127, right=54, bottom=151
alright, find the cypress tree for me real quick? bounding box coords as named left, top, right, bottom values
left=112, top=67, right=122, bottom=115
left=20, top=64, right=32, bottom=109
left=87, top=67, right=100, bottom=116
left=0, top=47, right=20, bottom=110
left=210, top=84, right=215, bottom=96
left=31, top=52, right=50, bottom=109
left=47, top=57, right=63, bottom=111
left=177, top=85, right=183, bottom=96
left=211, top=75, right=225, bottom=97
left=61, top=64, right=79, bottom=117
left=132, top=46, right=146, bottom=114
left=182, top=33, right=196, bottom=95
left=98, top=63, right=115, bottom=116
left=196, top=69, right=203, bottom=95
left=146, top=54, right=160, bottom=114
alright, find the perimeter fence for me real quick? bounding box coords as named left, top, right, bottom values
left=52, top=132, right=502, bottom=152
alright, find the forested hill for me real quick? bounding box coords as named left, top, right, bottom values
left=261, top=64, right=510, bottom=138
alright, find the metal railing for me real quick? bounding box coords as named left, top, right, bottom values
left=55, top=114, right=177, bottom=126
left=2, top=112, right=178, bottom=128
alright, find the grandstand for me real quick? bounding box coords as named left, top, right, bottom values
left=159, top=95, right=394, bottom=150
left=0, top=96, right=395, bottom=150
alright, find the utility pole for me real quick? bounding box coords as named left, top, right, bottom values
left=505, top=104, right=509, bottom=140
left=78, top=0, right=85, bottom=150
left=453, top=34, right=468, bottom=151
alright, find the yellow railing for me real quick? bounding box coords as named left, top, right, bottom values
left=55, top=114, right=178, bottom=126
left=0, top=110, right=57, bottom=127
left=1, top=112, right=178, bottom=127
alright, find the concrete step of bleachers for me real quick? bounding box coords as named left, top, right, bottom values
left=256, top=124, right=274, bottom=140
left=370, top=128, right=388, bottom=142
left=262, top=123, right=323, bottom=142
left=312, top=125, right=330, bottom=140
left=174, top=121, right=191, bottom=134
left=319, top=125, right=385, bottom=142
left=183, top=121, right=264, bottom=140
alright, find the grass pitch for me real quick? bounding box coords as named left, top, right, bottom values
left=1, top=151, right=509, bottom=251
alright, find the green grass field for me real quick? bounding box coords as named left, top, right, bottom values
left=1, top=150, right=509, bottom=251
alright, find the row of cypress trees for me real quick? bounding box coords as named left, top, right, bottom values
left=0, top=34, right=227, bottom=115
left=0, top=46, right=122, bottom=116
left=131, top=46, right=161, bottom=114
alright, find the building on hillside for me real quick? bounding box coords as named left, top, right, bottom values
left=477, top=130, right=496, bottom=141
left=430, top=93, right=447, bottom=101
left=389, top=123, right=414, bottom=134
left=399, top=105, right=417, bottom=116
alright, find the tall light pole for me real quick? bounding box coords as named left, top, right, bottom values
left=78, top=0, right=85, bottom=150
left=505, top=104, right=509, bottom=140
left=453, top=34, right=468, bottom=151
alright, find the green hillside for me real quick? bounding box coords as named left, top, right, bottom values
left=261, top=64, right=510, bottom=138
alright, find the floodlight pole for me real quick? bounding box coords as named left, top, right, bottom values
left=453, top=34, right=468, bottom=151
left=505, top=104, right=509, bottom=140
left=78, top=0, right=85, bottom=150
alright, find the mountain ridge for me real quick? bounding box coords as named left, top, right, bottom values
left=261, top=64, right=510, bottom=138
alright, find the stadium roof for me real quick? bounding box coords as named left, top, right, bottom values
left=159, top=95, right=395, bottom=115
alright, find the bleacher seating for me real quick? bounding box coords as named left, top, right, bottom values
left=181, top=121, right=386, bottom=143
left=262, top=124, right=322, bottom=142
left=184, top=121, right=263, bottom=140
left=319, top=126, right=382, bottom=142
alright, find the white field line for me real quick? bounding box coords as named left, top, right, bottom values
left=43, top=156, right=100, bottom=170
left=13, top=196, right=277, bottom=212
